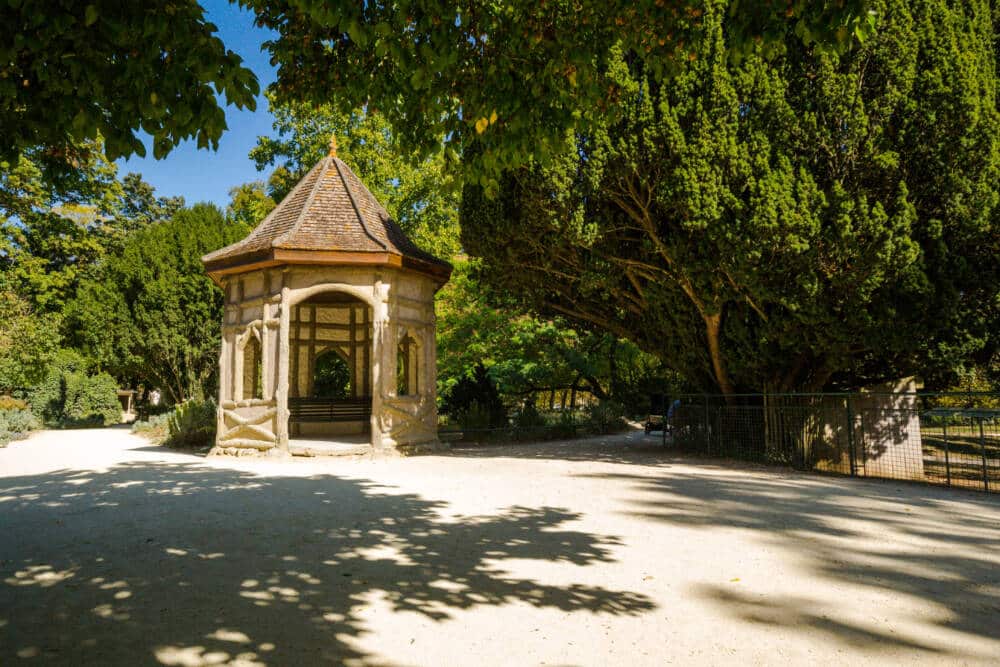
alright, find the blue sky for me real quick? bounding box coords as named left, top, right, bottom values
left=117, top=1, right=277, bottom=208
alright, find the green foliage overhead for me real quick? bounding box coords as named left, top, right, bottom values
left=461, top=0, right=1000, bottom=394
left=68, top=204, right=249, bottom=403
left=245, top=0, right=872, bottom=185
left=0, top=1, right=259, bottom=165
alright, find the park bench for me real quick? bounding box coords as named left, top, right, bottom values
left=289, top=397, right=372, bottom=423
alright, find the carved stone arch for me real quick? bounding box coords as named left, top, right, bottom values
left=396, top=326, right=421, bottom=397
left=234, top=323, right=264, bottom=401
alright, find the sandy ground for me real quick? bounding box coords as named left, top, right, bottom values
left=1, top=428, right=999, bottom=666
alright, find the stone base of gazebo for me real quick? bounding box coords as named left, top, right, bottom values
left=207, top=438, right=447, bottom=458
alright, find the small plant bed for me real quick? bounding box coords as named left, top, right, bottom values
left=132, top=399, right=216, bottom=451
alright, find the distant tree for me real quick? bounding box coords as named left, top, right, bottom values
left=112, top=173, right=186, bottom=237
left=226, top=181, right=275, bottom=227
left=68, top=204, right=249, bottom=403
left=1, top=141, right=180, bottom=313
left=0, top=288, right=62, bottom=394
left=250, top=91, right=461, bottom=258
left=437, top=260, right=676, bottom=409
left=461, top=0, right=1000, bottom=394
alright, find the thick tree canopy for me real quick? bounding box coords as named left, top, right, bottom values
left=461, top=0, right=1000, bottom=394
left=1, top=1, right=258, bottom=164
left=68, top=204, right=249, bottom=403
left=246, top=0, right=873, bottom=184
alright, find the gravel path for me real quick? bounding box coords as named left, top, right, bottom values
left=2, top=427, right=999, bottom=665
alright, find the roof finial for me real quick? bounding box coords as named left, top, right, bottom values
left=328, top=133, right=338, bottom=158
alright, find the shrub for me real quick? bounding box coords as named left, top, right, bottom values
left=549, top=410, right=579, bottom=439
left=28, top=351, right=120, bottom=428
left=0, top=406, right=41, bottom=446
left=62, top=371, right=120, bottom=427
left=456, top=400, right=497, bottom=431
left=512, top=401, right=546, bottom=429
left=443, top=365, right=507, bottom=427
left=132, top=412, right=170, bottom=443
left=510, top=401, right=547, bottom=440
left=586, top=400, right=627, bottom=434
left=0, top=395, right=27, bottom=411
left=165, top=399, right=216, bottom=449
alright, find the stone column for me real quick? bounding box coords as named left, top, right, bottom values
left=370, top=280, right=389, bottom=450
left=216, top=330, right=231, bottom=441
left=274, top=287, right=291, bottom=451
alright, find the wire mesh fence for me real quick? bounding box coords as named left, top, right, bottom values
left=659, top=392, right=1000, bottom=493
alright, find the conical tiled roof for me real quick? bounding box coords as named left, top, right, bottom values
left=202, top=155, right=452, bottom=282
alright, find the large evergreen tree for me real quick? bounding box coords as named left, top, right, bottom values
left=461, top=0, right=1000, bottom=394
left=247, top=0, right=874, bottom=185
left=68, top=204, right=249, bottom=403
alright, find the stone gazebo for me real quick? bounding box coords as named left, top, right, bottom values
left=202, top=143, right=451, bottom=456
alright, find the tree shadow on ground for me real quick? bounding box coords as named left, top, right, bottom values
left=576, top=466, right=1000, bottom=654
left=0, top=462, right=653, bottom=665
left=449, top=431, right=683, bottom=466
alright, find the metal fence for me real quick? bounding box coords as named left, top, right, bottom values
left=657, top=393, right=1000, bottom=493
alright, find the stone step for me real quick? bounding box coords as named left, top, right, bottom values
left=289, top=441, right=372, bottom=458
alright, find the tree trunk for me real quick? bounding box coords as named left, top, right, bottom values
left=704, top=312, right=735, bottom=398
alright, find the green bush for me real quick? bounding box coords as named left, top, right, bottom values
left=585, top=400, right=627, bottom=434
left=165, top=399, right=217, bottom=449
left=549, top=410, right=579, bottom=439
left=131, top=412, right=170, bottom=443
left=0, top=396, right=28, bottom=411
left=512, top=401, right=546, bottom=429
left=0, top=406, right=41, bottom=446
left=28, top=351, right=120, bottom=428
left=62, top=371, right=120, bottom=427
left=457, top=400, right=500, bottom=431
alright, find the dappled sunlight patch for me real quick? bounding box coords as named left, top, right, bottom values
left=5, top=564, right=75, bottom=587
left=91, top=603, right=130, bottom=621
left=206, top=629, right=253, bottom=644
left=154, top=645, right=266, bottom=667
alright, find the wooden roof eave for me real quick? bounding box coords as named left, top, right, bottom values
left=204, top=248, right=452, bottom=286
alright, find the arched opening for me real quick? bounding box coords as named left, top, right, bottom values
left=242, top=335, right=262, bottom=400
left=313, top=349, right=351, bottom=399
left=397, top=333, right=419, bottom=397
left=287, top=290, right=372, bottom=439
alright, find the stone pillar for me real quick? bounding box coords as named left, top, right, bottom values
left=216, top=329, right=231, bottom=439
left=370, top=280, right=389, bottom=450
left=425, top=309, right=439, bottom=430
left=275, top=287, right=291, bottom=451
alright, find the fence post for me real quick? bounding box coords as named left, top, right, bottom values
left=980, top=417, right=990, bottom=494
left=942, top=421, right=951, bottom=487
left=846, top=395, right=856, bottom=477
